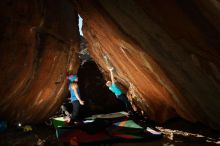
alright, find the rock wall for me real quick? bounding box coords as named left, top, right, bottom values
left=77, top=0, right=220, bottom=130
left=1, top=0, right=220, bottom=130
left=0, top=0, right=80, bottom=123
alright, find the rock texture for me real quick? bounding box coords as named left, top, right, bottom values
left=0, top=0, right=80, bottom=123
left=77, top=0, right=220, bottom=130
left=1, top=0, right=220, bottom=131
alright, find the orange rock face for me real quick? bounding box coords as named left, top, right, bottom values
left=0, top=0, right=80, bottom=123
left=1, top=0, right=220, bottom=131
left=77, top=0, right=220, bottom=130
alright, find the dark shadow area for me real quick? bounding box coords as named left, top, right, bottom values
left=77, top=60, right=126, bottom=117
left=76, top=36, right=126, bottom=117
left=0, top=123, right=64, bottom=146
left=60, top=36, right=126, bottom=119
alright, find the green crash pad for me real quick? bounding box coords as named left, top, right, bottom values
left=52, top=117, right=66, bottom=128
left=52, top=117, right=74, bottom=138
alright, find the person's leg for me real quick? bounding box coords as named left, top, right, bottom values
left=118, top=94, right=133, bottom=112
left=71, top=100, right=80, bottom=121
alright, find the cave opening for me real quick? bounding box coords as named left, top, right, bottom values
left=78, top=14, right=83, bottom=36
left=67, top=14, right=126, bottom=118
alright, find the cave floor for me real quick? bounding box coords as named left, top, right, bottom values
left=0, top=118, right=220, bottom=146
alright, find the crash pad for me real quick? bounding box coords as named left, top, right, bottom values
left=52, top=112, right=162, bottom=144
left=52, top=117, right=66, bottom=129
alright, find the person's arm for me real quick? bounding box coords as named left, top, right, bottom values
left=109, top=67, right=115, bottom=84
left=71, top=83, right=85, bottom=105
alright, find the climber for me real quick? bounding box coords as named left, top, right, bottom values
left=65, top=74, right=85, bottom=124
left=106, top=67, right=134, bottom=116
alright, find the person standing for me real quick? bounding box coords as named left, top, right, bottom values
left=65, top=74, right=85, bottom=123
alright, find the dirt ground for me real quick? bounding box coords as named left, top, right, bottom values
left=0, top=117, right=220, bottom=146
